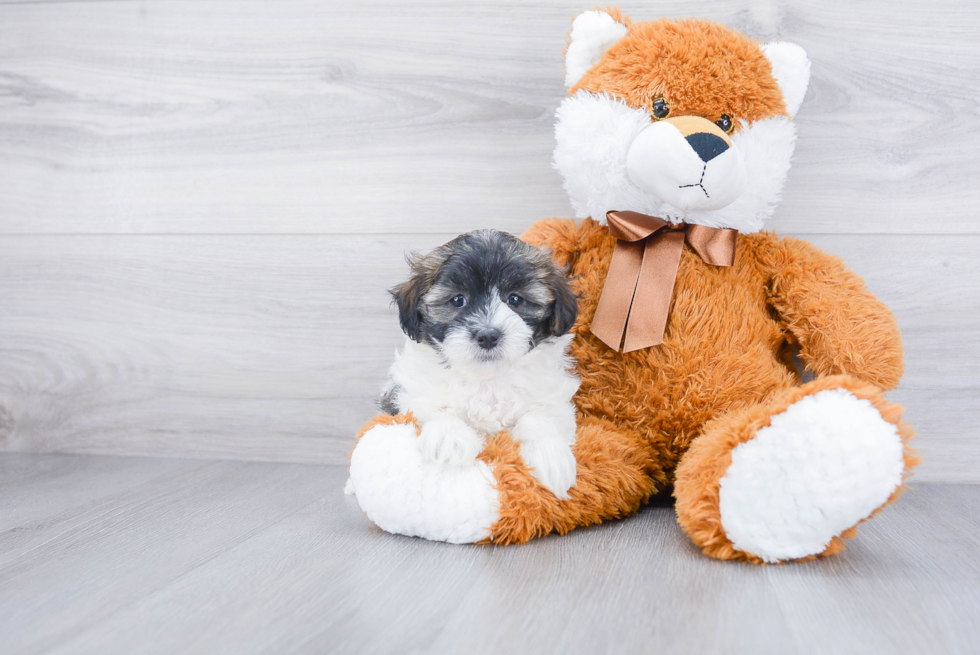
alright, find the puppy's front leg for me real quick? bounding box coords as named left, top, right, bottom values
left=512, top=413, right=578, bottom=500
left=418, top=415, right=484, bottom=466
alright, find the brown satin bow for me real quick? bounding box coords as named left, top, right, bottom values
left=591, top=210, right=738, bottom=353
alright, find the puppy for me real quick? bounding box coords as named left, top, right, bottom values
left=382, top=230, right=581, bottom=499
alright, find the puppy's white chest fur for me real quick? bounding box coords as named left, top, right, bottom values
left=388, top=334, right=580, bottom=435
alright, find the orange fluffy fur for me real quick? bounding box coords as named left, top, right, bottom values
left=572, top=17, right=787, bottom=131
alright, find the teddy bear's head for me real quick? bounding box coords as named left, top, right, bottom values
left=554, top=10, right=810, bottom=234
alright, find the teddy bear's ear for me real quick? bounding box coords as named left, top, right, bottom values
left=564, top=9, right=628, bottom=89
left=761, top=41, right=811, bottom=118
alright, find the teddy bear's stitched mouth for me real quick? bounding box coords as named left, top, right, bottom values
left=678, top=163, right=710, bottom=198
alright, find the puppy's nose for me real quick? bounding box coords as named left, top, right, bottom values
left=685, top=132, right=729, bottom=163
left=474, top=328, right=501, bottom=350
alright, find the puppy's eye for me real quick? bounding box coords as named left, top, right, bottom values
left=506, top=293, right=524, bottom=308
left=715, top=114, right=734, bottom=134
left=651, top=97, right=670, bottom=120
left=450, top=295, right=466, bottom=308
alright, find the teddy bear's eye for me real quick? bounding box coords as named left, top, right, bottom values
left=651, top=97, right=670, bottom=120
left=715, top=114, right=734, bottom=134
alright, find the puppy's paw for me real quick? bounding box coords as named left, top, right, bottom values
left=517, top=437, right=577, bottom=500
left=343, top=477, right=355, bottom=496
left=418, top=417, right=483, bottom=466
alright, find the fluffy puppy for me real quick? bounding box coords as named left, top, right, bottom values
left=382, top=230, right=581, bottom=499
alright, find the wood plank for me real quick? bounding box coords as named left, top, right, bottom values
left=47, top=499, right=798, bottom=655
left=0, top=456, right=966, bottom=655
left=0, top=233, right=431, bottom=463
left=0, top=0, right=977, bottom=235
left=769, top=484, right=980, bottom=654
left=419, top=500, right=796, bottom=655
left=1, top=233, right=976, bottom=481
left=0, top=457, right=211, bottom=570
left=0, top=456, right=342, bottom=654
left=0, top=453, right=197, bottom=533
left=807, top=235, right=980, bottom=483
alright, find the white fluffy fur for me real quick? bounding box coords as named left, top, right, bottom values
left=349, top=422, right=499, bottom=543
left=718, top=389, right=905, bottom=562
left=386, top=333, right=581, bottom=498
left=553, top=91, right=798, bottom=233
left=564, top=10, right=628, bottom=88
left=762, top=42, right=811, bottom=117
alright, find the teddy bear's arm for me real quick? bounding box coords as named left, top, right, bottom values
left=763, top=236, right=904, bottom=390
left=521, top=218, right=583, bottom=269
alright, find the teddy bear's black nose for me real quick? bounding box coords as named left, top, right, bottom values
left=685, top=132, right=729, bottom=163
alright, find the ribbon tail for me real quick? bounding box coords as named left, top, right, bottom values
left=591, top=239, right=644, bottom=352
left=622, top=230, right=686, bottom=352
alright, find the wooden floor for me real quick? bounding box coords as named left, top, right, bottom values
left=1, top=453, right=977, bottom=654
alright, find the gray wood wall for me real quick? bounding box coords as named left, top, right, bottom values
left=1, top=0, right=977, bottom=482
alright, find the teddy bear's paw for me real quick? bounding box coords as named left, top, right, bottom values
left=349, top=422, right=499, bottom=543
left=517, top=437, right=578, bottom=501
left=418, top=416, right=484, bottom=466
left=718, top=388, right=905, bottom=563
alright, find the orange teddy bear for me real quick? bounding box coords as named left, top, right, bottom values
left=348, top=9, right=917, bottom=563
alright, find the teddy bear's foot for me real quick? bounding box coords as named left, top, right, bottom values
left=349, top=417, right=500, bottom=544
left=719, top=387, right=904, bottom=562
left=675, top=376, right=917, bottom=563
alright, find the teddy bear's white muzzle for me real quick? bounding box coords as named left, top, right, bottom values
left=626, top=119, right=746, bottom=212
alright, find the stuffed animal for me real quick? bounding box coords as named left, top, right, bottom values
left=347, top=9, right=917, bottom=563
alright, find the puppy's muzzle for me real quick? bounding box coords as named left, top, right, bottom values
left=625, top=115, right=746, bottom=212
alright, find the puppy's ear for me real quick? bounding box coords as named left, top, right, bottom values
left=546, top=267, right=579, bottom=337
left=390, top=279, right=424, bottom=342
left=390, top=252, right=432, bottom=342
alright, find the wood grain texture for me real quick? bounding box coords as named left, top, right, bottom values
left=0, top=455, right=341, bottom=654
left=0, top=233, right=421, bottom=464
left=0, top=454, right=977, bottom=654
left=0, top=233, right=977, bottom=481
left=0, top=453, right=197, bottom=547
left=0, top=0, right=978, bottom=234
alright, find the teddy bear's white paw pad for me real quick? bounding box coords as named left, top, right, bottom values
left=519, top=438, right=578, bottom=500
left=718, top=389, right=905, bottom=562
left=349, top=423, right=499, bottom=543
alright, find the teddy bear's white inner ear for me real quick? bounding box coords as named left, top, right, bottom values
left=761, top=41, right=811, bottom=117
left=565, top=10, right=628, bottom=88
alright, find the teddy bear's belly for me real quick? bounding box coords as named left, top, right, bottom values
left=570, top=241, right=798, bottom=472
left=573, top=331, right=797, bottom=470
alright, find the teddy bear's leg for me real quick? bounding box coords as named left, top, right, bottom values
left=349, top=413, right=663, bottom=545
left=673, top=375, right=918, bottom=563
left=482, top=415, right=664, bottom=544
